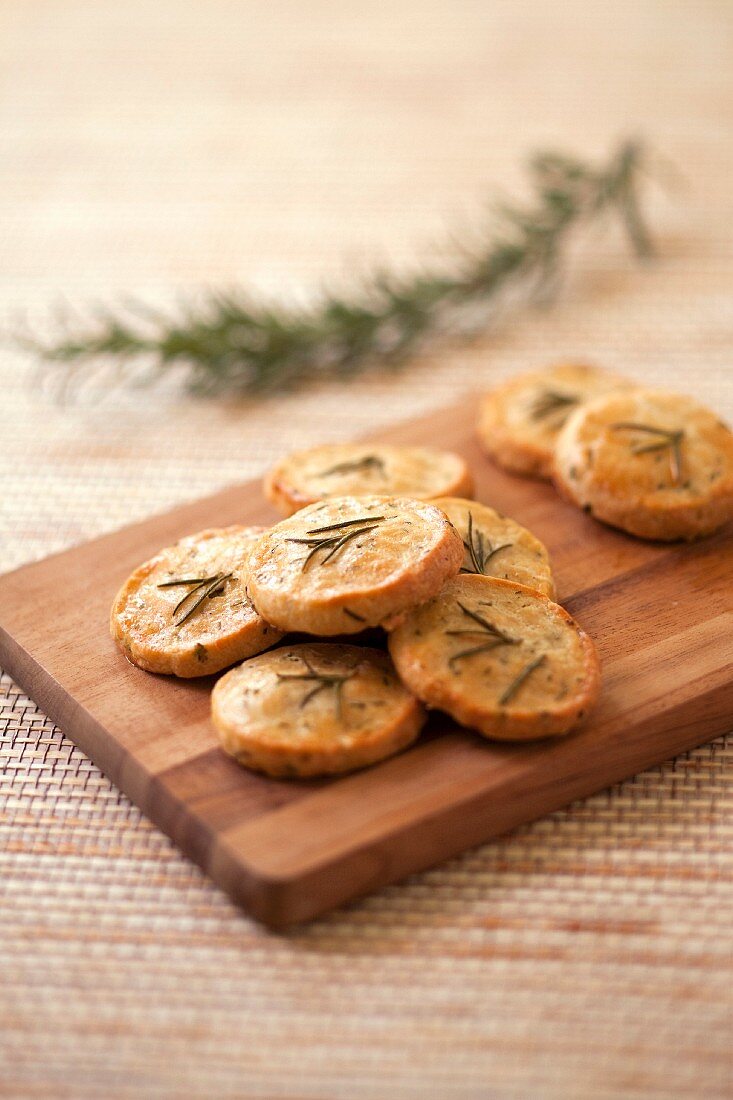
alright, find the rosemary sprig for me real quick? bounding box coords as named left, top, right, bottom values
left=28, top=140, right=653, bottom=398
left=447, top=600, right=518, bottom=668
left=611, top=422, right=685, bottom=486
left=320, top=525, right=380, bottom=564
left=317, top=455, right=387, bottom=479
left=285, top=516, right=385, bottom=571
left=460, top=511, right=513, bottom=576
left=530, top=389, right=579, bottom=424
left=157, top=572, right=234, bottom=626
left=276, top=657, right=356, bottom=722
left=499, top=654, right=546, bottom=705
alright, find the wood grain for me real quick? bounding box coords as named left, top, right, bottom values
left=1, top=397, right=732, bottom=928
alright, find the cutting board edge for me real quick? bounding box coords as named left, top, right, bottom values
left=7, top=607, right=731, bottom=931
left=2, top=393, right=733, bottom=929
left=0, top=621, right=273, bottom=915
left=216, top=674, right=733, bottom=929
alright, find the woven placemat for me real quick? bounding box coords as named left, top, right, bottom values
left=2, top=1, right=732, bottom=1096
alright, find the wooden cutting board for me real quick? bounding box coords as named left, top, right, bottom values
left=2, top=397, right=732, bottom=929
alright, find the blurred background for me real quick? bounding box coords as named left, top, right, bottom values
left=2, top=2, right=732, bottom=1098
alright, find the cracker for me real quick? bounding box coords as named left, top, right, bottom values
left=432, top=496, right=555, bottom=598
left=553, top=388, right=733, bottom=540
left=246, top=495, right=464, bottom=635
left=478, top=363, right=632, bottom=479
left=212, top=643, right=425, bottom=777
left=388, top=574, right=600, bottom=740
left=265, top=443, right=473, bottom=516
left=111, top=526, right=282, bottom=677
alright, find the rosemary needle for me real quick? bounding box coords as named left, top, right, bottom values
left=319, top=524, right=379, bottom=564
left=317, top=455, right=387, bottom=478
left=306, top=515, right=386, bottom=535
left=453, top=601, right=516, bottom=641
left=483, top=543, right=512, bottom=564
left=449, top=641, right=508, bottom=668
left=283, top=536, right=341, bottom=545
left=530, top=389, right=579, bottom=423
left=175, top=573, right=233, bottom=626
left=277, top=658, right=356, bottom=722
left=461, top=511, right=513, bottom=576
left=447, top=600, right=518, bottom=667
left=285, top=518, right=383, bottom=571
left=157, top=576, right=211, bottom=587
left=611, top=422, right=685, bottom=486
left=499, top=655, right=546, bottom=706
left=299, top=538, right=339, bottom=573
left=157, top=571, right=234, bottom=626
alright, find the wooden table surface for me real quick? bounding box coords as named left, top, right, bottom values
left=2, top=2, right=732, bottom=1097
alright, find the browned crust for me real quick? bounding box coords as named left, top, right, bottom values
left=476, top=411, right=556, bottom=480
left=264, top=472, right=316, bottom=517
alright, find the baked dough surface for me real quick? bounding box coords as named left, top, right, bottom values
left=432, top=497, right=555, bottom=598
left=111, top=526, right=282, bottom=677
left=246, top=495, right=464, bottom=635
left=265, top=443, right=473, bottom=516
left=388, top=574, right=600, bottom=740
left=553, top=389, right=733, bottom=540
left=478, top=363, right=632, bottom=479
left=212, top=643, right=425, bottom=777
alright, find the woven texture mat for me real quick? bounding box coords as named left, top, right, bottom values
left=2, top=2, right=732, bottom=1097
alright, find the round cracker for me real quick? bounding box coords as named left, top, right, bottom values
left=553, top=388, right=733, bottom=541
left=432, top=496, right=556, bottom=598
left=388, top=574, right=600, bottom=741
left=246, top=495, right=464, bottom=635
left=478, top=363, right=632, bottom=479
left=111, top=526, right=283, bottom=677
left=265, top=443, right=473, bottom=516
left=212, top=643, right=425, bottom=777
